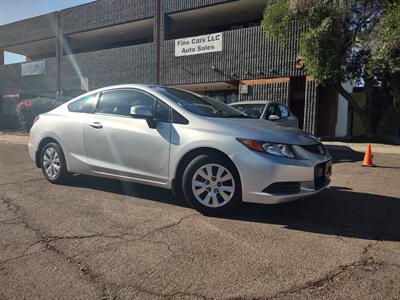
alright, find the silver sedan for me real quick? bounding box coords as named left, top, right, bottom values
left=29, top=85, right=332, bottom=215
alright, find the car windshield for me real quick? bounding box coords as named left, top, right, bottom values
left=152, top=87, right=251, bottom=118
left=230, top=103, right=266, bottom=118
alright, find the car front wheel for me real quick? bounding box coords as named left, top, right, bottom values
left=182, top=154, right=241, bottom=216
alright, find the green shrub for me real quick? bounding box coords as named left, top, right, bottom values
left=261, top=0, right=290, bottom=41
left=16, top=97, right=63, bottom=132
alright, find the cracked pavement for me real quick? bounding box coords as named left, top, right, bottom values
left=0, top=143, right=399, bottom=299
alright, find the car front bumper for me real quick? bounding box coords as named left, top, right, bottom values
left=230, top=147, right=332, bottom=204
left=243, top=178, right=330, bottom=204
left=28, top=141, right=36, bottom=162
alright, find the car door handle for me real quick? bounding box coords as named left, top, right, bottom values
left=88, top=122, right=103, bottom=129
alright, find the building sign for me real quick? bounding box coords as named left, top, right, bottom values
left=21, top=60, right=46, bottom=76
left=175, top=33, right=223, bottom=57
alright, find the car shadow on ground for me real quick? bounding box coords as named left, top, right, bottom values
left=231, top=187, right=400, bottom=242
left=63, top=148, right=399, bottom=242
left=329, top=147, right=400, bottom=169
left=327, top=146, right=365, bottom=164
left=65, top=174, right=400, bottom=242
left=66, top=174, right=186, bottom=207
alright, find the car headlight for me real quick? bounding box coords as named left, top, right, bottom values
left=237, top=138, right=297, bottom=158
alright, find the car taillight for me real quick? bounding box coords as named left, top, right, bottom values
left=33, top=115, right=40, bottom=124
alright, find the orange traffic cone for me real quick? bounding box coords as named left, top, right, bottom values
left=362, top=144, right=375, bottom=167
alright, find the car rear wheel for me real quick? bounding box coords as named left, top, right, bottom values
left=182, top=155, right=241, bottom=216
left=40, top=142, right=69, bottom=184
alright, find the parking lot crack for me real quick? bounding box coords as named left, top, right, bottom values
left=265, top=257, right=384, bottom=299
left=0, top=193, right=110, bottom=296
left=0, top=250, right=47, bottom=266
left=362, top=240, right=379, bottom=255
left=0, top=193, right=200, bottom=299
left=66, top=214, right=198, bottom=263
left=43, top=233, right=130, bottom=242
left=0, top=217, right=22, bottom=224
left=134, top=214, right=196, bottom=242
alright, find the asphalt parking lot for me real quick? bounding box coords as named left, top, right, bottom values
left=0, top=141, right=399, bottom=299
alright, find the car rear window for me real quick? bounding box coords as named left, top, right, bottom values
left=68, top=94, right=98, bottom=113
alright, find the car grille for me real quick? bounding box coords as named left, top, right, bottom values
left=301, top=143, right=326, bottom=155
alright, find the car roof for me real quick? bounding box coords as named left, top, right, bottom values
left=229, top=100, right=273, bottom=105
left=66, top=84, right=165, bottom=101
left=90, top=84, right=158, bottom=93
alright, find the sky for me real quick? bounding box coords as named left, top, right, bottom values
left=0, top=0, right=93, bottom=64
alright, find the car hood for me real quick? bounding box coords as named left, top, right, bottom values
left=210, top=118, right=320, bottom=145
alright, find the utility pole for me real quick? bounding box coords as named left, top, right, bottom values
left=154, top=0, right=163, bottom=84
left=55, top=12, right=63, bottom=99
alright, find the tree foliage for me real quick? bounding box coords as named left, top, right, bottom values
left=300, top=17, right=344, bottom=85
left=261, top=0, right=290, bottom=41
left=367, top=2, right=400, bottom=82
left=262, top=0, right=400, bottom=136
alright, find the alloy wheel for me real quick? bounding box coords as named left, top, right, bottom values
left=191, top=163, right=235, bottom=208
left=42, top=147, right=61, bottom=178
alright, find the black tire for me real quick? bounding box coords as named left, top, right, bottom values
left=40, top=142, right=69, bottom=184
left=182, top=154, right=242, bottom=216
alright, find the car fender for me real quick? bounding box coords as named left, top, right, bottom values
left=169, top=128, right=245, bottom=181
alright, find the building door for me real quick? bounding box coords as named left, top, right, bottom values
left=316, top=86, right=338, bottom=136
left=289, top=76, right=306, bottom=129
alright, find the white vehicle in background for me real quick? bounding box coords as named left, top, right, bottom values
left=229, top=101, right=299, bottom=128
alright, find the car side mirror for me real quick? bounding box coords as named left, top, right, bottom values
left=130, top=105, right=157, bottom=128
left=130, top=105, right=153, bottom=118
left=268, top=114, right=280, bottom=121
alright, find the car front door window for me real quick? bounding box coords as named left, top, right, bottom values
left=97, top=90, right=155, bottom=117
